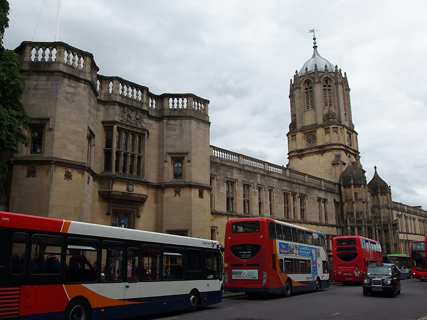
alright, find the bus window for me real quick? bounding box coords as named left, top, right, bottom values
left=319, top=235, right=325, bottom=248
left=11, top=233, right=28, bottom=275
left=66, top=238, right=98, bottom=282
left=102, top=241, right=123, bottom=282
left=305, top=232, right=313, bottom=245
left=142, top=245, right=161, bottom=281
left=285, top=259, right=294, bottom=274
left=276, top=224, right=283, bottom=240
left=127, top=247, right=140, bottom=282
left=163, top=247, right=183, bottom=280
left=322, top=261, right=329, bottom=274
left=268, top=222, right=276, bottom=239
left=232, top=221, right=260, bottom=233
left=298, top=230, right=305, bottom=243
left=298, top=259, right=311, bottom=274
left=31, top=234, right=63, bottom=274
left=186, top=249, right=202, bottom=272
left=205, top=250, right=222, bottom=280
left=291, top=228, right=298, bottom=243
left=279, top=259, right=284, bottom=272
left=283, top=226, right=292, bottom=241
left=313, top=233, right=319, bottom=246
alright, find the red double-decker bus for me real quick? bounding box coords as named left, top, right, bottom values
left=410, top=237, right=427, bottom=280
left=332, top=236, right=382, bottom=283
left=224, top=217, right=329, bottom=296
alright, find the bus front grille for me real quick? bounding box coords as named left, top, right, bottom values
left=0, top=286, right=21, bottom=318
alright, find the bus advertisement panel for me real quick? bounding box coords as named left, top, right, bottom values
left=332, top=236, right=382, bottom=283
left=0, top=211, right=223, bottom=320
left=410, top=239, right=427, bottom=280
left=223, top=217, right=329, bottom=296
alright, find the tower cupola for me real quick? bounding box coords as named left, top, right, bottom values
left=299, top=32, right=335, bottom=76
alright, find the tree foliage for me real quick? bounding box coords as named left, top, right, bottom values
left=0, top=0, right=29, bottom=179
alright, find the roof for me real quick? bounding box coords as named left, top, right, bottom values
left=368, top=166, right=389, bottom=194
left=299, top=43, right=335, bottom=76
left=340, top=161, right=366, bottom=187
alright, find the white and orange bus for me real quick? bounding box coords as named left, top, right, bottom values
left=332, top=235, right=382, bottom=284
left=0, top=211, right=223, bottom=320
left=223, top=217, right=329, bottom=296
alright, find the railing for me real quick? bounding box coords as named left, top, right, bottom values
left=211, top=145, right=336, bottom=190
left=15, top=41, right=209, bottom=116
left=16, top=41, right=96, bottom=73
left=97, top=76, right=208, bottom=114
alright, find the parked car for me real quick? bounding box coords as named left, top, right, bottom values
left=362, top=262, right=401, bottom=297
left=398, top=266, right=411, bottom=279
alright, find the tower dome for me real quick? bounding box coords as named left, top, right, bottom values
left=299, top=32, right=335, bottom=76
left=368, top=166, right=389, bottom=194
left=340, top=161, right=366, bottom=187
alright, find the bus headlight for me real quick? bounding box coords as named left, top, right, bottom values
left=224, top=272, right=229, bottom=285
left=262, top=272, right=267, bottom=286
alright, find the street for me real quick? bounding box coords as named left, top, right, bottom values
left=133, top=279, right=427, bottom=320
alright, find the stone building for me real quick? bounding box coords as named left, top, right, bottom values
left=4, top=39, right=427, bottom=256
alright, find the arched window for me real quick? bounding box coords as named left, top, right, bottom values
left=323, top=78, right=333, bottom=108
left=304, top=81, right=314, bottom=110
left=173, top=161, right=182, bottom=179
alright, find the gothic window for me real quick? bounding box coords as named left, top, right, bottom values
left=269, top=189, right=274, bottom=216
left=226, top=180, right=236, bottom=213
left=104, top=126, right=144, bottom=176
left=210, top=176, right=216, bottom=210
left=30, top=127, right=44, bottom=154
left=300, top=195, right=307, bottom=220
left=323, top=78, right=333, bottom=108
left=243, top=184, right=251, bottom=214
left=258, top=186, right=263, bottom=215
left=284, top=192, right=291, bottom=218
left=86, top=129, right=95, bottom=168
left=317, top=198, right=323, bottom=223
left=173, top=160, right=183, bottom=179
left=323, top=200, right=328, bottom=224
left=304, top=80, right=314, bottom=110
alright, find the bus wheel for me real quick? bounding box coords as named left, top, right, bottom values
left=284, top=280, right=292, bottom=297
left=64, top=299, right=90, bottom=320
left=316, top=278, right=321, bottom=291
left=188, top=290, right=200, bottom=312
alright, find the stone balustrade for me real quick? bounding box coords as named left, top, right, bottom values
left=15, top=41, right=209, bottom=116
left=210, top=145, right=336, bottom=191
left=15, top=41, right=97, bottom=74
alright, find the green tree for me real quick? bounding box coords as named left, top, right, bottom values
left=0, top=0, right=29, bottom=179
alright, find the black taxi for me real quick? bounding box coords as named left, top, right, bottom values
left=362, top=262, right=401, bottom=297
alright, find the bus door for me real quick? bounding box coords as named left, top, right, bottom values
left=101, top=241, right=125, bottom=304
left=124, top=247, right=140, bottom=300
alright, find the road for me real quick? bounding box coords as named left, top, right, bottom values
left=134, top=279, right=427, bottom=320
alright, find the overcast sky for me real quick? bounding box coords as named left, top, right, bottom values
left=4, top=0, right=427, bottom=210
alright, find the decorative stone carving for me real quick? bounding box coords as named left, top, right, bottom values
left=120, top=107, right=143, bottom=128
left=174, top=188, right=181, bottom=197
left=64, top=168, right=73, bottom=180
left=27, top=165, right=36, bottom=177
left=127, top=182, right=134, bottom=192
